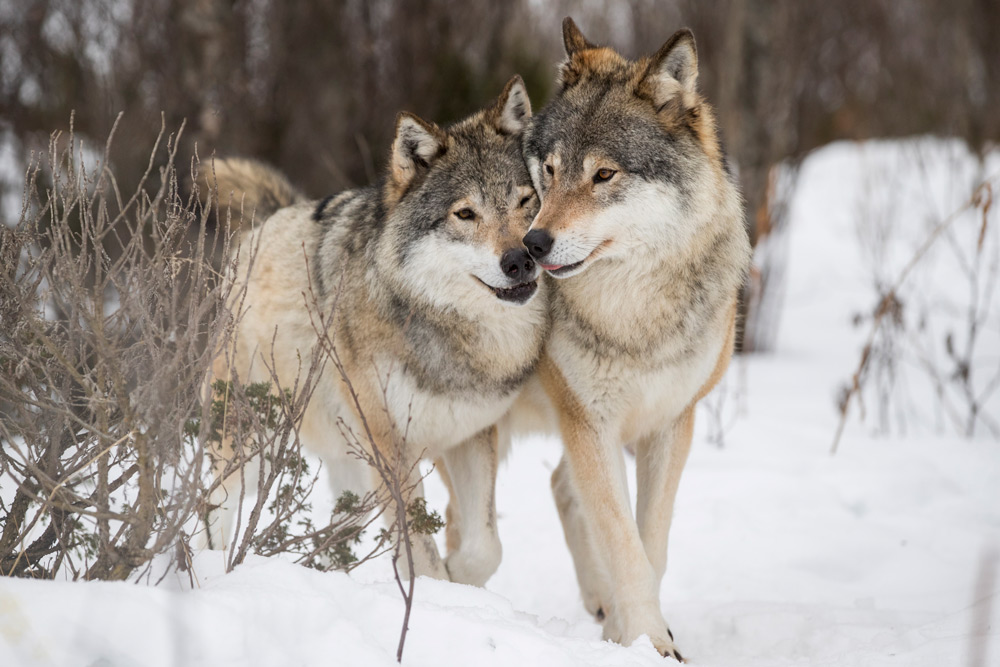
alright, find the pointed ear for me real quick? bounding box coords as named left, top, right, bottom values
left=562, top=17, right=595, bottom=56
left=491, top=75, right=532, bottom=134
left=390, top=112, right=447, bottom=189
left=559, top=18, right=598, bottom=90
left=642, top=29, right=699, bottom=109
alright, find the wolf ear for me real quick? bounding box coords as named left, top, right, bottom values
left=491, top=75, right=532, bottom=134
left=390, top=112, right=447, bottom=189
left=559, top=18, right=598, bottom=90
left=562, top=17, right=595, bottom=56
left=641, top=29, right=698, bottom=109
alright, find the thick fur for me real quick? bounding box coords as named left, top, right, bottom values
left=515, top=18, right=751, bottom=659
left=204, top=76, right=548, bottom=587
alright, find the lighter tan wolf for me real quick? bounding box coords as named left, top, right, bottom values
left=512, top=19, right=751, bottom=659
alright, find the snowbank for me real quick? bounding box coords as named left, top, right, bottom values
left=2, top=138, right=998, bottom=666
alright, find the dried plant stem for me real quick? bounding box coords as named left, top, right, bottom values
left=832, top=179, right=997, bottom=453
left=301, top=260, right=422, bottom=663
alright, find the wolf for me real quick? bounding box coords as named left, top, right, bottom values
left=202, top=76, right=548, bottom=587
left=516, top=19, right=751, bottom=659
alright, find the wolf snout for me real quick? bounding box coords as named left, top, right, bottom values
left=523, top=229, right=554, bottom=260
left=500, top=248, right=535, bottom=283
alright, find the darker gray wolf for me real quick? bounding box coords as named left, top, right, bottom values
left=203, top=76, right=548, bottom=587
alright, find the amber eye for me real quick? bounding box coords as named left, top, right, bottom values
left=593, top=168, right=616, bottom=183
left=455, top=208, right=475, bottom=220
left=545, top=163, right=554, bottom=176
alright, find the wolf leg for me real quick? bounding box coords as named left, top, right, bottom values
left=199, top=452, right=237, bottom=551
left=322, top=450, right=375, bottom=503
left=551, top=455, right=610, bottom=618
left=565, top=427, right=681, bottom=659
left=391, top=473, right=449, bottom=581
left=440, top=426, right=502, bottom=586
left=435, top=457, right=462, bottom=555
left=541, top=361, right=681, bottom=659
left=636, top=406, right=695, bottom=586
left=358, top=435, right=448, bottom=581
left=199, top=434, right=262, bottom=552
left=342, top=367, right=449, bottom=581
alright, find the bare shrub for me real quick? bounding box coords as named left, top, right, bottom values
left=0, top=118, right=386, bottom=581
left=0, top=115, right=228, bottom=579
left=833, top=161, right=1000, bottom=452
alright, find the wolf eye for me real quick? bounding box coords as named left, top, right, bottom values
left=518, top=193, right=534, bottom=207
left=454, top=208, right=476, bottom=220
left=593, top=168, right=616, bottom=183
left=545, top=163, right=554, bottom=176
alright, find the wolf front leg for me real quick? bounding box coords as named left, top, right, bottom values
left=437, top=425, right=502, bottom=586
left=198, top=381, right=267, bottom=553
left=362, top=425, right=448, bottom=580
left=343, top=371, right=449, bottom=581
left=198, top=431, right=245, bottom=551
left=541, top=362, right=682, bottom=661
left=390, top=471, right=449, bottom=580
left=551, top=454, right=612, bottom=618
left=370, top=439, right=449, bottom=581
left=635, top=406, right=695, bottom=588
left=563, top=427, right=682, bottom=660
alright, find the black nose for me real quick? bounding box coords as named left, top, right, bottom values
left=500, top=248, right=535, bottom=283
left=523, top=229, right=553, bottom=259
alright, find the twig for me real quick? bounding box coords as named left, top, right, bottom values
left=301, top=254, right=419, bottom=663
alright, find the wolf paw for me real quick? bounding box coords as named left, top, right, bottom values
left=408, top=534, right=450, bottom=581
left=444, top=538, right=501, bottom=587
left=636, top=630, right=684, bottom=662
left=662, top=644, right=684, bottom=662
left=659, top=628, right=684, bottom=663
left=602, top=605, right=682, bottom=661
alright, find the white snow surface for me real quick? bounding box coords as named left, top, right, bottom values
left=2, top=138, right=999, bottom=666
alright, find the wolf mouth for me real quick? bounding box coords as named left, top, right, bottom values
left=477, top=278, right=538, bottom=304
left=539, top=239, right=610, bottom=277
left=542, top=259, right=584, bottom=276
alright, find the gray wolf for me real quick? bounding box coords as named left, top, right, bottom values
left=516, top=18, right=751, bottom=659
left=203, top=76, right=548, bottom=586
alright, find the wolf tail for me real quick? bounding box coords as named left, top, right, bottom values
left=197, top=158, right=304, bottom=229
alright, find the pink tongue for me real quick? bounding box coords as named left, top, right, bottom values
left=541, top=263, right=563, bottom=271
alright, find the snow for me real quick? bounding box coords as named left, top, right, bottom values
left=2, top=138, right=999, bottom=666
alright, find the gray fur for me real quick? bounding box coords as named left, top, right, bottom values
left=513, top=21, right=751, bottom=659
left=204, top=76, right=548, bottom=587
left=524, top=84, right=703, bottom=207
left=308, top=114, right=546, bottom=397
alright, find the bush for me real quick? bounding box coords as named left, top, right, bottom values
left=0, top=117, right=391, bottom=581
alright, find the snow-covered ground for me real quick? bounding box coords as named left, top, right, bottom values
left=2, top=138, right=999, bottom=666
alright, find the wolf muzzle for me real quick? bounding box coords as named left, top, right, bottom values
left=523, top=229, right=554, bottom=260
left=522, top=229, right=584, bottom=276
left=500, top=248, right=536, bottom=284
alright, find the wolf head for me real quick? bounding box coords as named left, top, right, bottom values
left=522, top=19, right=738, bottom=278
left=377, top=75, right=542, bottom=309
